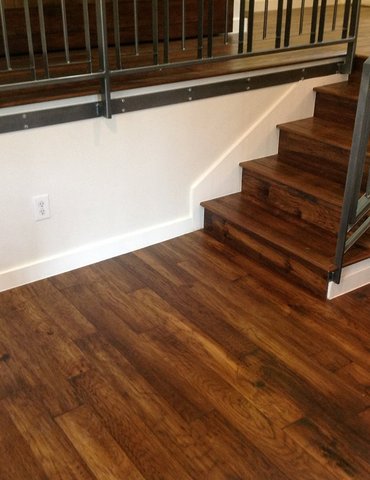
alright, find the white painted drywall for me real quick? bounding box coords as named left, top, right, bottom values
left=0, top=71, right=345, bottom=291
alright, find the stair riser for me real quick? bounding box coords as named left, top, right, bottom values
left=314, top=92, right=357, bottom=128
left=279, top=130, right=370, bottom=190
left=241, top=172, right=341, bottom=233
left=278, top=130, right=350, bottom=182
left=204, top=209, right=328, bottom=298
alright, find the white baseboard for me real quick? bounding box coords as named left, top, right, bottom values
left=327, top=259, right=370, bottom=299
left=0, top=216, right=194, bottom=292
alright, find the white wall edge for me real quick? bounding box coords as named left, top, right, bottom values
left=0, top=215, right=194, bottom=292
left=190, top=81, right=299, bottom=230
left=327, top=259, right=370, bottom=299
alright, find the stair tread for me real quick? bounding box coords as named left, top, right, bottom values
left=240, top=155, right=344, bottom=207
left=201, top=193, right=336, bottom=271
left=314, top=81, right=359, bottom=102
left=277, top=117, right=358, bottom=152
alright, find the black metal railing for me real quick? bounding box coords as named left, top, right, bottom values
left=332, top=57, right=370, bottom=284
left=0, top=0, right=362, bottom=121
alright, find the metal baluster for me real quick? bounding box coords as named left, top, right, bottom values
left=133, top=0, right=139, bottom=55
left=238, top=0, right=246, bottom=54
left=263, top=0, right=269, bottom=40
left=23, top=0, right=36, bottom=79
left=299, top=0, right=305, bottom=35
left=96, top=0, right=111, bottom=118
left=341, top=0, right=361, bottom=73
left=197, top=0, right=204, bottom=59
left=247, top=0, right=254, bottom=52
left=37, top=0, right=49, bottom=77
left=207, top=0, right=214, bottom=57
left=224, top=0, right=229, bottom=44
left=310, top=0, right=319, bottom=44
left=182, top=0, right=186, bottom=50
left=0, top=0, right=11, bottom=70
left=60, top=0, right=70, bottom=63
left=332, top=0, right=338, bottom=31
left=318, top=0, right=327, bottom=43
left=343, top=0, right=361, bottom=72
left=349, top=0, right=360, bottom=36
left=275, top=0, right=283, bottom=48
left=164, top=0, right=169, bottom=63
left=112, top=0, right=122, bottom=69
left=284, top=0, right=292, bottom=47
left=82, top=0, right=92, bottom=73
left=342, top=0, right=351, bottom=38
left=152, top=0, right=159, bottom=64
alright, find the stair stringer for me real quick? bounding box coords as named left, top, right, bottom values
left=191, top=73, right=346, bottom=230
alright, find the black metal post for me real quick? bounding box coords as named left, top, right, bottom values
left=96, top=0, right=112, bottom=118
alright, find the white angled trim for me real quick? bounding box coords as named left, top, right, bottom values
left=327, top=259, right=370, bottom=299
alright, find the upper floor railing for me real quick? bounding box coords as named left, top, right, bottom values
left=332, top=56, right=370, bottom=284
left=0, top=0, right=362, bottom=118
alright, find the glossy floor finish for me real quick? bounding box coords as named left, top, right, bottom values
left=0, top=231, right=369, bottom=479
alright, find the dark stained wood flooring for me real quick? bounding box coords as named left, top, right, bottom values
left=0, top=230, right=370, bottom=479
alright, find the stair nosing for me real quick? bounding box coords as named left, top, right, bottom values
left=277, top=117, right=358, bottom=152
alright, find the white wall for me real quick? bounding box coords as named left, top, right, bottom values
left=0, top=72, right=345, bottom=291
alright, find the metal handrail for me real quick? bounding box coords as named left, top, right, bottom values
left=0, top=0, right=362, bottom=122
left=332, top=56, right=370, bottom=284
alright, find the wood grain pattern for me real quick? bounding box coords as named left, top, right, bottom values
left=2, top=392, right=94, bottom=480
left=0, top=231, right=370, bottom=478
left=56, top=404, right=145, bottom=480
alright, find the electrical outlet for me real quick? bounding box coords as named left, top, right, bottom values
left=33, top=194, right=50, bottom=221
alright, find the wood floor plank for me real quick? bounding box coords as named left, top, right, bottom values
left=60, top=282, right=213, bottom=422
left=2, top=393, right=95, bottom=480
left=246, top=326, right=369, bottom=416
left=136, top=287, right=303, bottom=429
left=22, top=279, right=96, bottom=341
left=0, top=336, right=30, bottom=399
left=336, top=362, right=370, bottom=398
left=285, top=417, right=370, bottom=479
left=71, top=370, right=194, bottom=480
left=76, top=333, right=269, bottom=480
left=0, top=408, right=48, bottom=480
left=56, top=404, right=145, bottom=480
left=0, top=308, right=81, bottom=417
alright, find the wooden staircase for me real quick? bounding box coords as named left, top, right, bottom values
left=201, top=56, right=370, bottom=298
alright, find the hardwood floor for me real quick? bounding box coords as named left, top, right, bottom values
left=0, top=231, right=369, bottom=479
